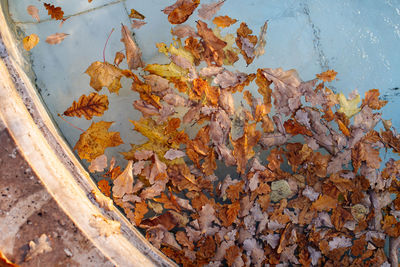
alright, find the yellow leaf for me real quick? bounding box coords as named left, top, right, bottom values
left=63, top=92, right=108, bottom=120
left=74, top=121, right=123, bottom=162
left=23, top=34, right=39, bottom=51
left=85, top=61, right=124, bottom=94
left=129, top=8, right=145, bottom=19
left=338, top=92, right=361, bottom=118
left=144, top=62, right=188, bottom=82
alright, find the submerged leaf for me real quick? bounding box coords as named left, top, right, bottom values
left=85, top=61, right=125, bottom=94
left=27, top=5, right=40, bottom=22
left=43, top=3, right=64, bottom=20
left=45, top=33, right=69, bottom=45
left=198, top=0, right=225, bottom=20
left=166, top=0, right=200, bottom=24
left=121, top=24, right=144, bottom=70
left=63, top=92, right=108, bottom=120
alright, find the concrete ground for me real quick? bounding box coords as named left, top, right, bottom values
left=0, top=120, right=113, bottom=267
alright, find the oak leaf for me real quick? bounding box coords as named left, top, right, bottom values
left=92, top=190, right=113, bottom=210
left=213, top=16, right=237, bottom=28
left=362, top=89, right=387, bottom=110
left=27, top=5, right=40, bottom=22
left=63, top=92, right=108, bottom=120
left=236, top=22, right=258, bottom=65
left=43, top=3, right=64, bottom=20
left=45, top=33, right=69, bottom=45
left=133, top=201, right=148, bottom=226
left=74, top=121, right=123, bottom=162
left=202, top=148, right=217, bottom=175
left=226, top=201, right=240, bottom=226
left=97, top=179, right=111, bottom=197
left=121, top=24, right=144, bottom=70
left=85, top=61, right=125, bottom=94
left=112, top=161, right=134, bottom=198
left=153, top=192, right=181, bottom=212
left=311, top=195, right=337, bottom=211
left=23, top=34, right=39, bottom=51
left=225, top=245, right=240, bottom=267
left=196, top=20, right=227, bottom=66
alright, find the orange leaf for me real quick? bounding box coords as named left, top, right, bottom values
left=74, top=121, right=123, bottom=162
left=226, top=201, right=240, bottom=225
left=202, top=148, right=217, bottom=175
left=213, top=15, right=237, bottom=28
left=337, top=119, right=350, bottom=137
left=43, top=3, right=64, bottom=20
left=167, top=0, right=200, bottom=24
left=236, top=22, right=258, bottom=65
left=153, top=192, right=181, bottom=212
left=134, top=201, right=148, bottom=226
left=85, top=61, right=125, bottom=94
left=311, top=194, right=337, bottom=211
left=284, top=119, right=313, bottom=137
left=97, top=179, right=111, bottom=197
left=63, top=92, right=108, bottom=120
left=225, top=245, right=240, bottom=267
left=316, top=69, right=337, bottom=82
left=362, top=89, right=387, bottom=110
left=226, top=180, right=244, bottom=202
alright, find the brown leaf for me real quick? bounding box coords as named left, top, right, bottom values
left=88, top=154, right=107, bottom=173
left=121, top=24, right=144, bottom=70
left=129, top=9, right=145, bottom=19
left=213, top=15, right=237, bottom=28
left=225, top=245, right=240, bottom=267
left=167, top=0, right=200, bottom=24
left=112, top=161, right=134, bottom=198
left=134, top=201, right=148, bottom=226
left=316, top=69, right=337, bottom=82
left=97, top=179, right=111, bottom=197
left=202, top=148, right=217, bottom=175
left=226, top=180, right=244, bottom=202
left=45, top=33, right=69, bottom=44
left=63, top=92, right=108, bottom=120
left=236, top=22, right=258, bottom=65
left=113, top=52, right=125, bottom=66
left=175, top=231, right=194, bottom=250
left=231, top=122, right=261, bottom=174
left=131, top=20, right=147, bottom=29
left=226, top=201, right=240, bottom=226
left=311, top=194, right=337, bottom=211
left=85, top=61, right=124, bottom=94
left=171, top=25, right=198, bottom=38
left=198, top=0, right=225, bottom=20
left=43, top=3, right=64, bottom=20
left=362, top=89, right=387, bottom=110
left=284, top=119, right=313, bottom=137
left=74, top=121, right=123, bottom=162
left=153, top=192, right=181, bottom=212
left=196, top=20, right=227, bottom=66
left=27, top=5, right=40, bottom=22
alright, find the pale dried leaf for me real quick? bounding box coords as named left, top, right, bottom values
left=92, top=190, right=113, bottom=211
left=45, top=33, right=69, bottom=45
left=27, top=5, right=40, bottom=22
left=112, top=160, right=134, bottom=198
left=198, top=0, right=225, bottom=20
left=164, top=149, right=186, bottom=160
left=25, top=234, right=52, bottom=261
left=89, top=214, right=121, bottom=237
left=88, top=154, right=107, bottom=173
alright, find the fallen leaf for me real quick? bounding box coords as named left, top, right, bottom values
left=196, top=20, right=227, bottom=66
left=92, top=190, right=113, bottom=210
left=97, top=179, right=111, bottom=197
left=113, top=51, right=125, bottom=66
left=22, top=34, right=39, bottom=51
left=112, top=161, right=134, bottom=198
left=362, top=89, right=387, bottom=110
left=129, top=9, right=145, bottom=19
left=89, top=214, right=120, bottom=237
left=134, top=201, right=149, bottom=225
left=89, top=154, right=107, bottom=173
left=316, top=69, right=338, bottom=82
left=25, top=234, right=52, bottom=261
left=213, top=16, right=237, bottom=28
left=63, top=92, right=108, bottom=120
left=74, top=121, right=123, bottom=162
left=236, top=22, right=258, bottom=65
left=166, top=0, right=200, bottom=24
left=171, top=25, right=198, bottom=38
left=27, top=5, right=40, bottom=22
left=198, top=0, right=225, bottom=20
left=121, top=24, right=144, bottom=70
left=131, top=20, right=147, bottom=29
left=164, top=149, right=186, bottom=160
left=43, top=3, right=64, bottom=20
left=338, top=92, right=361, bottom=118
left=45, top=33, right=69, bottom=44
left=85, top=61, right=125, bottom=94
left=311, top=195, right=337, bottom=211
left=254, top=21, right=268, bottom=57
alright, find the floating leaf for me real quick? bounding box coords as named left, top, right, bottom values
left=213, top=16, right=237, bottom=28
left=43, top=3, right=64, bottom=20
left=131, top=20, right=147, bottom=29
left=97, top=179, right=111, bottom=197
left=134, top=201, right=149, bottom=226
left=166, top=0, right=200, bottom=24
left=112, top=161, right=134, bottom=198
left=316, top=69, right=338, bottom=82
left=129, top=8, right=145, bottom=19
left=45, top=33, right=69, bottom=45
left=89, top=154, right=108, bottom=173
left=198, top=0, right=225, bottom=20
left=362, top=89, right=387, bottom=110
left=63, top=92, right=108, bottom=120
left=338, top=92, right=361, bottom=118
left=23, top=34, right=39, bottom=51
left=27, top=5, right=40, bottom=22
left=121, top=24, right=144, bottom=70
left=74, top=121, right=123, bottom=162
left=85, top=61, right=124, bottom=94
left=236, top=22, right=258, bottom=65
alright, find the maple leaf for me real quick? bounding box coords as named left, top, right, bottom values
left=74, top=121, right=123, bottom=162
left=63, top=92, right=108, bottom=120
left=236, top=22, right=258, bottom=65
left=121, top=24, right=144, bottom=70
left=362, top=89, right=387, bottom=110
left=213, top=16, right=237, bottom=28
left=23, top=34, right=39, bottom=51
left=129, top=9, right=145, bottom=19
left=27, top=5, right=40, bottom=22
left=165, top=0, right=200, bottom=24
left=43, top=3, right=64, bottom=20
left=198, top=0, right=225, bottom=20
left=45, top=33, right=69, bottom=45
left=231, top=122, right=261, bottom=174
left=316, top=69, right=338, bottom=82
left=85, top=61, right=125, bottom=94
left=338, top=92, right=361, bottom=118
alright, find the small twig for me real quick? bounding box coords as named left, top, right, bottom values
left=57, top=114, right=84, bottom=132
left=103, top=28, right=115, bottom=63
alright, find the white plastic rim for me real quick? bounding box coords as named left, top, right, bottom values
left=0, top=3, right=176, bottom=267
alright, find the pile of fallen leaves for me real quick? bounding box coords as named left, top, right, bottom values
left=55, top=1, right=400, bottom=266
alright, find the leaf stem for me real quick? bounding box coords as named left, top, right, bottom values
left=103, top=28, right=115, bottom=63
left=58, top=114, right=84, bottom=132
